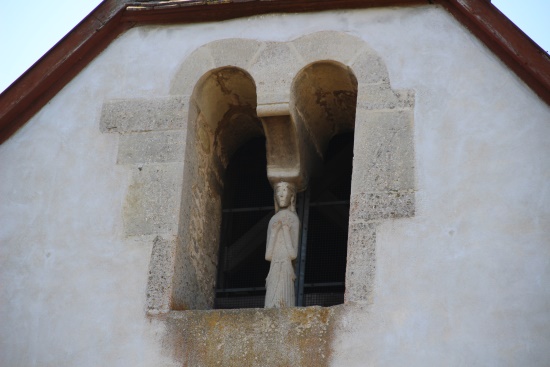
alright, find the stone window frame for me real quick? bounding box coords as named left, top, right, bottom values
left=99, top=31, right=415, bottom=315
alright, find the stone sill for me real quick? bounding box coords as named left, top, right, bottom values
left=159, top=305, right=344, bottom=366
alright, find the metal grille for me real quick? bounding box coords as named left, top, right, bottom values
left=216, top=138, right=271, bottom=308
left=303, top=291, right=345, bottom=307
left=304, top=206, right=349, bottom=284
left=215, top=291, right=266, bottom=309
left=215, top=133, right=353, bottom=309
left=297, top=133, right=353, bottom=307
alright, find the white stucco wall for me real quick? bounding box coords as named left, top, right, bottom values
left=1, top=5, right=549, bottom=366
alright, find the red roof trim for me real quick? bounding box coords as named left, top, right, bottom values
left=439, top=0, right=550, bottom=106
left=1, top=0, right=549, bottom=144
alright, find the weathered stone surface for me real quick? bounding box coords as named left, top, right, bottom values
left=207, top=38, right=264, bottom=70
left=117, top=130, right=186, bottom=165
left=123, top=163, right=183, bottom=237
left=352, top=109, right=415, bottom=193
left=356, top=83, right=415, bottom=110
left=146, top=235, right=177, bottom=315
left=350, top=191, right=415, bottom=222
left=292, top=31, right=364, bottom=66
left=164, top=306, right=340, bottom=367
left=261, top=114, right=301, bottom=187
left=345, top=222, right=377, bottom=303
left=350, top=49, right=390, bottom=84
left=171, top=106, right=223, bottom=310
left=249, top=42, right=302, bottom=106
left=171, top=239, right=208, bottom=311
left=170, top=45, right=215, bottom=95
left=100, top=96, right=187, bottom=133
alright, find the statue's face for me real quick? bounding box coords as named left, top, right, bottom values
left=275, top=183, right=292, bottom=208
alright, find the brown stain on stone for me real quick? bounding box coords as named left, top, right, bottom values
left=163, top=306, right=342, bottom=367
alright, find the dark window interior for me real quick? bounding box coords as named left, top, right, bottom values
left=215, top=133, right=353, bottom=309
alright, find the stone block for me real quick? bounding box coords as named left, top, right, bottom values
left=356, top=83, right=415, bottom=110
left=146, top=235, right=177, bottom=315
left=100, top=96, right=187, bottom=133
left=350, top=191, right=415, bottom=222
left=206, top=38, right=263, bottom=70
left=171, top=248, right=208, bottom=310
left=164, top=306, right=339, bottom=367
left=350, top=49, right=390, bottom=84
left=292, top=31, right=364, bottom=65
left=345, top=222, right=377, bottom=303
left=123, top=163, right=183, bottom=237
left=170, top=45, right=215, bottom=95
left=352, top=109, right=415, bottom=193
left=249, top=42, right=302, bottom=106
left=117, top=130, right=186, bottom=165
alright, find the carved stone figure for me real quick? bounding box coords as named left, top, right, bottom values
left=265, top=182, right=300, bottom=308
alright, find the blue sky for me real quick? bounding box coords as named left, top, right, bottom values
left=0, top=0, right=548, bottom=93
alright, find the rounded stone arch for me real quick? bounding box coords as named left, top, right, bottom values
left=290, top=31, right=391, bottom=85
left=290, top=60, right=358, bottom=162
left=170, top=39, right=263, bottom=96
left=164, top=32, right=414, bottom=311
left=170, top=31, right=391, bottom=105
left=171, top=66, right=262, bottom=310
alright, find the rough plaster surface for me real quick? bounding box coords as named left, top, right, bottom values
left=1, top=5, right=549, bottom=367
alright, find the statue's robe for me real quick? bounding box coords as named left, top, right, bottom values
left=265, top=209, right=300, bottom=308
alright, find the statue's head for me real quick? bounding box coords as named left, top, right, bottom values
left=274, top=182, right=296, bottom=212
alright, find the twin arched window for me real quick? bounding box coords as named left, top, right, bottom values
left=215, top=132, right=354, bottom=309
left=171, top=60, right=358, bottom=310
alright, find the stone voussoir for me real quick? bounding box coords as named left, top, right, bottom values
left=291, top=31, right=365, bottom=66
left=249, top=41, right=303, bottom=106
left=170, top=45, right=216, bottom=95
left=356, top=83, right=415, bottom=110
left=206, top=38, right=264, bottom=70
left=350, top=48, right=390, bottom=85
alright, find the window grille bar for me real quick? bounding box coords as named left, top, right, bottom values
left=309, top=200, right=349, bottom=207
left=303, top=282, right=345, bottom=287
left=215, top=282, right=344, bottom=294
left=222, top=206, right=274, bottom=213
left=216, top=286, right=266, bottom=293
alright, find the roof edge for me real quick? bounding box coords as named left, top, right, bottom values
left=1, top=0, right=549, bottom=144
left=438, top=0, right=550, bottom=105
left=0, top=0, right=131, bottom=143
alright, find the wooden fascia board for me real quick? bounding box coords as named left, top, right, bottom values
left=0, top=0, right=549, bottom=144
left=0, top=0, right=130, bottom=143
left=121, top=0, right=427, bottom=23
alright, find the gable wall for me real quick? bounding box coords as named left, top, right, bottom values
left=1, top=6, right=549, bottom=366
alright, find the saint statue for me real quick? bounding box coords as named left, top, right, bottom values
left=265, top=182, right=300, bottom=308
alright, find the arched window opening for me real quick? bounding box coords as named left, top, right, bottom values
left=297, top=132, right=353, bottom=307
left=215, top=137, right=273, bottom=309
left=171, top=66, right=260, bottom=311
left=215, top=133, right=354, bottom=309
